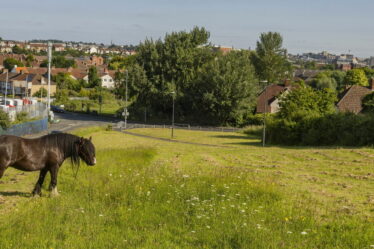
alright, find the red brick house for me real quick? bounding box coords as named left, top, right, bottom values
left=337, top=81, right=374, bottom=113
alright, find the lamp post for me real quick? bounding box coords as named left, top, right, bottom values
left=260, top=80, right=268, bottom=147
left=124, top=69, right=128, bottom=129
left=171, top=91, right=175, bottom=138
left=47, top=42, right=52, bottom=111
left=4, top=70, right=8, bottom=105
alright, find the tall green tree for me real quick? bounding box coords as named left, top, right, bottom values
left=252, top=32, right=292, bottom=84
left=88, top=66, right=101, bottom=88
left=344, top=69, right=368, bottom=86
left=190, top=51, right=258, bottom=125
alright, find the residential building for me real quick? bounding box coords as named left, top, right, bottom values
left=256, top=83, right=293, bottom=114
left=336, top=80, right=374, bottom=113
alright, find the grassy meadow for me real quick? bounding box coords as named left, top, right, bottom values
left=0, top=127, right=373, bottom=248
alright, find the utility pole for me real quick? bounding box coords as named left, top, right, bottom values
left=47, top=42, right=52, bottom=110
left=260, top=80, right=268, bottom=147
left=171, top=91, right=175, bottom=138
left=124, top=70, right=128, bottom=129
left=4, top=70, right=8, bottom=105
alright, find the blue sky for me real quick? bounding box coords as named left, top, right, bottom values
left=1, top=0, right=374, bottom=57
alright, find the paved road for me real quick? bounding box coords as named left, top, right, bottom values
left=27, top=112, right=119, bottom=138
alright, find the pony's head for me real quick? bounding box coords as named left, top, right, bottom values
left=76, top=136, right=96, bottom=166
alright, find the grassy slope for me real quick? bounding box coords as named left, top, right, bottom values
left=0, top=127, right=373, bottom=249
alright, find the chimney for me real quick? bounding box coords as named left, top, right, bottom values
left=370, top=78, right=374, bottom=91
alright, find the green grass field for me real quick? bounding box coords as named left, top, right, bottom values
left=0, top=127, right=373, bottom=248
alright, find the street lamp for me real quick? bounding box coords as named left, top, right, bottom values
left=124, top=70, right=128, bottom=129
left=171, top=91, right=175, bottom=138
left=260, top=80, right=268, bottom=147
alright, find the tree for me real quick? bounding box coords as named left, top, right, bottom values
left=25, top=54, right=35, bottom=67
left=12, top=45, right=27, bottom=54
left=3, top=58, right=24, bottom=71
left=40, top=56, right=76, bottom=68
left=135, top=26, right=214, bottom=118
left=190, top=51, right=258, bottom=125
left=252, top=32, right=292, bottom=84
left=32, top=87, right=48, bottom=98
left=344, top=69, right=368, bottom=86
left=88, top=66, right=101, bottom=88
left=278, top=86, right=337, bottom=121
left=312, top=72, right=337, bottom=91
left=53, top=72, right=81, bottom=91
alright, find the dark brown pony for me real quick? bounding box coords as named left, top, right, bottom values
left=0, top=133, right=96, bottom=196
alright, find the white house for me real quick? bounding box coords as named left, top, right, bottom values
left=83, top=73, right=114, bottom=89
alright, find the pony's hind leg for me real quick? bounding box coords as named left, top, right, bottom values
left=49, top=165, right=60, bottom=196
left=32, top=168, right=48, bottom=196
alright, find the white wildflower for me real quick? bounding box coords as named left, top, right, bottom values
left=301, top=231, right=307, bottom=235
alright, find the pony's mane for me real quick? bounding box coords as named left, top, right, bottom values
left=41, top=133, right=81, bottom=167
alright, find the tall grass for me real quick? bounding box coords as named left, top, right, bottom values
left=0, top=129, right=373, bottom=248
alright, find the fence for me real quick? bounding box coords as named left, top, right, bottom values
left=6, top=103, right=48, bottom=121
left=0, top=118, right=48, bottom=136
left=115, top=122, right=241, bottom=133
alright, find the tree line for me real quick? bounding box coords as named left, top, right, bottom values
left=114, top=27, right=290, bottom=126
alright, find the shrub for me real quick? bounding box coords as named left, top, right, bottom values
left=15, top=112, right=28, bottom=124
left=267, top=112, right=374, bottom=146
left=0, top=110, right=10, bottom=129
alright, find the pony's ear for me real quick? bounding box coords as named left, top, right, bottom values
left=89, top=136, right=92, bottom=141
left=79, top=137, right=84, bottom=144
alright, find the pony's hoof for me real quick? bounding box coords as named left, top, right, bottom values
left=50, top=187, right=59, bottom=197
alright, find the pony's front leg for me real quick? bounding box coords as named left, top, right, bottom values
left=32, top=168, right=48, bottom=196
left=0, top=167, right=6, bottom=179
left=49, top=165, right=60, bottom=196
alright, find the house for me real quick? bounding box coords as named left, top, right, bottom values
left=83, top=70, right=115, bottom=88
left=0, top=72, right=56, bottom=97
left=256, top=83, right=293, bottom=113
left=336, top=80, right=374, bottom=114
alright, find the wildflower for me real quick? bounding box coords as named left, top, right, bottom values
left=109, top=173, right=112, bottom=177
left=182, top=174, right=190, bottom=178
left=241, top=209, right=245, bottom=213
left=99, top=214, right=104, bottom=217
left=191, top=231, right=196, bottom=233
left=370, top=245, right=374, bottom=248
left=197, top=216, right=202, bottom=219
left=285, top=217, right=289, bottom=222
left=243, top=223, right=247, bottom=226
left=287, top=231, right=292, bottom=234
left=301, top=231, right=307, bottom=235
left=206, top=225, right=211, bottom=229
left=146, top=191, right=151, bottom=196
left=230, top=205, right=235, bottom=208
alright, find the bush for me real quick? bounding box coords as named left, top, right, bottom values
left=267, top=112, right=374, bottom=146
left=15, top=112, right=28, bottom=124
left=0, top=110, right=10, bottom=129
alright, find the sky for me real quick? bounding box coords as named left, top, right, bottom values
left=1, top=0, right=374, bottom=57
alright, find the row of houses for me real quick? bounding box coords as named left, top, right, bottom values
left=0, top=40, right=136, bottom=55
left=0, top=54, right=106, bottom=71
left=0, top=65, right=116, bottom=97
left=256, top=80, right=374, bottom=114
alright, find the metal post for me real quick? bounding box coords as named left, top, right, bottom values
left=261, top=80, right=268, bottom=147
left=124, top=70, right=128, bottom=129
left=171, top=91, right=175, bottom=138
left=47, top=42, right=52, bottom=110
left=4, top=71, right=8, bottom=105
left=262, top=88, right=266, bottom=147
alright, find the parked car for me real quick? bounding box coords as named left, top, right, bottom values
left=51, top=105, right=65, bottom=113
